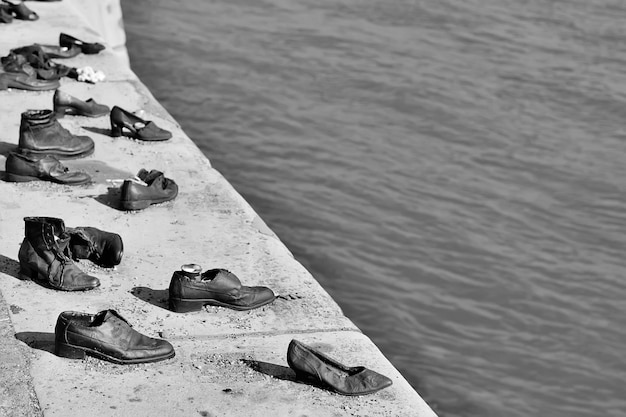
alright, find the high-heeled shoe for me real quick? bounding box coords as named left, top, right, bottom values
left=59, top=33, right=105, bottom=55
left=2, top=1, right=37, bottom=20
left=286, top=339, right=393, bottom=396
left=54, top=90, right=110, bottom=118
left=110, top=106, right=172, bottom=141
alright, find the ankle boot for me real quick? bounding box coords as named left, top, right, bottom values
left=18, top=110, right=95, bottom=159
left=18, top=217, right=100, bottom=291
left=66, top=227, right=123, bottom=268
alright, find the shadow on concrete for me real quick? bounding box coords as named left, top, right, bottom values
left=241, top=359, right=327, bottom=390
left=15, top=331, right=56, bottom=354
left=0, top=141, right=17, bottom=157
left=82, top=126, right=114, bottom=137
left=130, top=286, right=170, bottom=310
left=93, top=186, right=124, bottom=211
left=0, top=254, right=22, bottom=281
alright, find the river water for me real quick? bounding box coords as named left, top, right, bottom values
left=121, top=1, right=626, bottom=415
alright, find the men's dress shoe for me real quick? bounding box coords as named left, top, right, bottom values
left=110, top=106, right=172, bottom=141
left=287, top=339, right=393, bottom=396
left=0, top=71, right=59, bottom=91
left=120, top=169, right=178, bottom=210
left=53, top=89, right=110, bottom=118
left=18, top=217, right=100, bottom=291
left=54, top=309, right=175, bottom=364
left=59, top=33, right=105, bottom=55
left=66, top=226, right=123, bottom=267
left=18, top=109, right=94, bottom=159
left=5, top=152, right=91, bottom=185
left=169, top=266, right=276, bottom=312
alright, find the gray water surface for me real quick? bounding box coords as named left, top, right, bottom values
left=122, top=1, right=626, bottom=415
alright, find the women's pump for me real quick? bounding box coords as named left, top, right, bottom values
left=110, top=106, right=172, bottom=141
left=59, top=33, right=105, bottom=55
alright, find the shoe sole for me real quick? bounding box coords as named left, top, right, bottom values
left=54, top=106, right=108, bottom=119
left=55, top=342, right=175, bottom=364
left=169, top=296, right=276, bottom=313
left=18, top=143, right=95, bottom=160
left=5, top=172, right=91, bottom=185
left=121, top=197, right=174, bottom=210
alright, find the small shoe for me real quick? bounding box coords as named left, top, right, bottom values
left=66, top=226, right=123, bottom=267
left=3, top=1, right=38, bottom=20
left=120, top=169, right=178, bottom=210
left=287, top=339, right=393, bottom=396
left=59, top=33, right=105, bottom=55
left=110, top=106, right=172, bottom=141
left=4, top=152, right=91, bottom=185
left=53, top=89, right=110, bottom=118
left=168, top=265, right=276, bottom=312
left=54, top=309, right=175, bottom=364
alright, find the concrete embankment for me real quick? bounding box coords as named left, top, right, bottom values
left=0, top=1, right=438, bottom=416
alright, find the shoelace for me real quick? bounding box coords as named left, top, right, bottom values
left=106, top=176, right=148, bottom=187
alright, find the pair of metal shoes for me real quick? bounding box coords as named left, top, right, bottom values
left=18, top=216, right=123, bottom=292
left=3, top=104, right=99, bottom=184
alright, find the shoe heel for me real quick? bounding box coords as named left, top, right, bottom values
left=169, top=298, right=205, bottom=313
left=18, top=264, right=38, bottom=281
left=110, top=123, right=123, bottom=137
left=55, top=343, right=86, bottom=359
left=5, top=172, right=38, bottom=182
left=54, top=105, right=69, bottom=118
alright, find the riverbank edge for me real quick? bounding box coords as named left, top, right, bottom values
left=0, top=1, right=438, bottom=416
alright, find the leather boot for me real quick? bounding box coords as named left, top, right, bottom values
left=18, top=110, right=94, bottom=159
left=66, top=227, right=123, bottom=267
left=18, top=217, right=100, bottom=291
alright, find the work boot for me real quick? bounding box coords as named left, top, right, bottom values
left=17, top=217, right=100, bottom=291
left=66, top=226, right=123, bottom=267
left=18, top=109, right=94, bottom=159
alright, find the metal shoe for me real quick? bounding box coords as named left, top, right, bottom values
left=54, top=309, right=175, bottom=364
left=18, top=109, right=94, bottom=159
left=287, top=339, right=393, bottom=396
left=17, top=217, right=100, bottom=291
left=66, top=226, right=123, bottom=267
left=4, top=151, right=91, bottom=184
left=169, top=265, right=276, bottom=312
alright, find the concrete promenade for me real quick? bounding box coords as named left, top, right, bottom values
left=0, top=2, right=437, bottom=416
